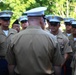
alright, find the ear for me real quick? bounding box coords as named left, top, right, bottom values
left=59, top=24, right=60, bottom=27
left=39, top=17, right=45, bottom=29
left=0, top=19, right=3, bottom=24
left=39, top=17, right=43, bottom=25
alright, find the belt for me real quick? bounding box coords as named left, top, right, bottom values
left=15, top=74, right=54, bottom=75
left=15, top=72, right=21, bottom=75
left=15, top=72, right=54, bottom=75
left=0, top=56, right=5, bottom=59
left=45, top=72, right=55, bottom=75
left=50, top=73, right=54, bottom=75
left=15, top=74, right=20, bottom=75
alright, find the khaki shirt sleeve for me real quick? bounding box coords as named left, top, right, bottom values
left=52, top=43, right=64, bottom=66
left=64, top=37, right=72, bottom=54
left=6, top=38, right=16, bottom=65
left=48, top=34, right=64, bottom=66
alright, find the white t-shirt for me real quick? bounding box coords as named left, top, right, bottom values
left=3, top=30, right=8, bottom=36
left=67, top=33, right=71, bottom=37
left=74, top=38, right=76, bottom=41
left=53, top=35, right=57, bottom=40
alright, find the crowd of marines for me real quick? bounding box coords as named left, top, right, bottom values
left=0, top=6, right=76, bottom=75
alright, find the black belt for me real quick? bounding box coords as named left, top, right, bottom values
left=15, top=72, right=21, bottom=75
left=15, top=74, right=54, bottom=75
left=15, top=72, right=54, bottom=75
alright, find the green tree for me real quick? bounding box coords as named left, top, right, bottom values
left=0, top=0, right=76, bottom=27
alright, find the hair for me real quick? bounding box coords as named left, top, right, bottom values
left=12, top=19, right=19, bottom=28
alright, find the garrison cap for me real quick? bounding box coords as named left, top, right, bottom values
left=19, top=16, right=28, bottom=22
left=45, top=15, right=63, bottom=22
left=71, top=20, right=76, bottom=28
left=24, top=7, right=47, bottom=16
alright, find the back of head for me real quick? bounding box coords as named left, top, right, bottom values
left=24, top=7, right=47, bottom=27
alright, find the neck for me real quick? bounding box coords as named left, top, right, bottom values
left=51, top=31, right=58, bottom=35
left=66, top=30, right=71, bottom=33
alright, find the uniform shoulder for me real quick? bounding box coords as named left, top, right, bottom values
left=43, top=30, right=57, bottom=47
left=68, top=34, right=73, bottom=40
left=9, top=28, right=17, bottom=33
left=63, top=31, right=67, bottom=36
left=62, top=33, right=69, bottom=40
left=58, top=30, right=69, bottom=42
left=11, top=32, right=21, bottom=45
left=60, top=33, right=70, bottom=44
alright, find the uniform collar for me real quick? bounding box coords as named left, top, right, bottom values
left=56, top=29, right=63, bottom=38
left=69, top=34, right=75, bottom=41
left=27, top=25, right=42, bottom=29
left=8, top=29, right=16, bottom=34
left=0, top=27, right=16, bottom=35
left=50, top=29, right=63, bottom=38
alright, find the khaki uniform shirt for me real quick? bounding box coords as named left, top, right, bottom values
left=63, top=31, right=67, bottom=36
left=6, top=25, right=63, bottom=75
left=0, top=27, right=17, bottom=56
left=49, top=30, right=72, bottom=57
left=68, top=34, right=76, bottom=71
left=57, top=30, right=72, bottom=55
left=63, top=31, right=71, bottom=37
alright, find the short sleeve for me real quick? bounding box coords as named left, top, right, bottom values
left=52, top=44, right=64, bottom=66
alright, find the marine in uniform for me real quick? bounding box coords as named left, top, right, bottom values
left=6, top=7, right=63, bottom=75
left=63, top=18, right=74, bottom=37
left=68, top=20, right=76, bottom=75
left=19, top=15, right=28, bottom=30
left=63, top=18, right=74, bottom=75
left=0, top=10, right=17, bottom=75
left=45, top=15, right=72, bottom=75
left=12, top=19, right=20, bottom=32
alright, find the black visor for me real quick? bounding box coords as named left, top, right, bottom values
left=64, top=22, right=71, bottom=26
left=0, top=17, right=10, bottom=21
left=21, top=20, right=28, bottom=23
left=50, top=22, right=60, bottom=26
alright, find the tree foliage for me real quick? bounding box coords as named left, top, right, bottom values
left=0, top=0, right=76, bottom=27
